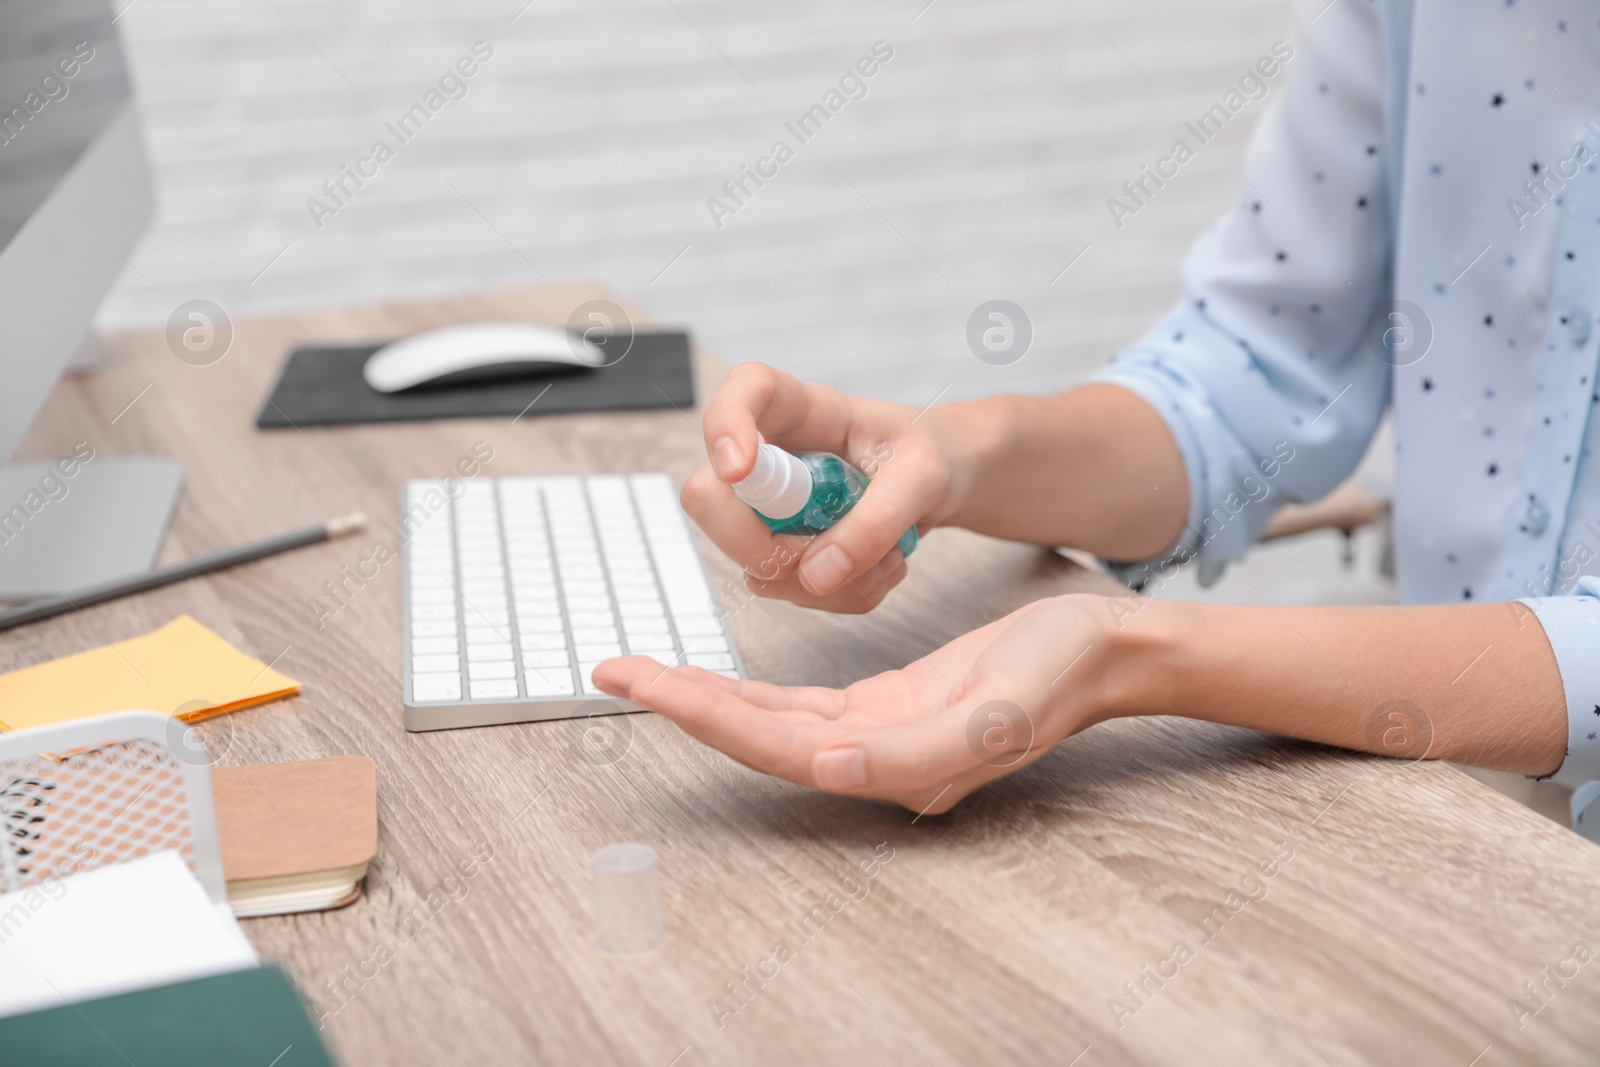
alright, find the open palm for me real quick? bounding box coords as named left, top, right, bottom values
left=594, top=597, right=1111, bottom=813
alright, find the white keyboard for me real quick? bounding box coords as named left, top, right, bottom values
left=401, top=474, right=745, bottom=731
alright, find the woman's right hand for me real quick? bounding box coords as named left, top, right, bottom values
left=682, top=362, right=977, bottom=613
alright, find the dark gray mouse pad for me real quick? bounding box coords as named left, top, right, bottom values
left=256, top=330, right=695, bottom=428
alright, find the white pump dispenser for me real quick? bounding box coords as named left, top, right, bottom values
left=730, top=443, right=813, bottom=521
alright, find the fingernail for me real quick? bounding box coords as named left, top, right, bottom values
left=712, top=436, right=743, bottom=478
left=800, top=544, right=852, bottom=595
left=814, top=748, right=868, bottom=790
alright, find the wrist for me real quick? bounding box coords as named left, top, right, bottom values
left=1089, top=594, right=1194, bottom=723
left=922, top=398, right=1011, bottom=528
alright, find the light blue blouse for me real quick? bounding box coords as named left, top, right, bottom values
left=1093, top=0, right=1600, bottom=790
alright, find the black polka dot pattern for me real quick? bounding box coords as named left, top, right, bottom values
left=1088, top=1, right=1600, bottom=793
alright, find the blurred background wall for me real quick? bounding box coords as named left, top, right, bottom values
left=101, top=0, right=1294, bottom=407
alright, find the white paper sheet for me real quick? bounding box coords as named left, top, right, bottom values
left=0, top=849, right=257, bottom=1018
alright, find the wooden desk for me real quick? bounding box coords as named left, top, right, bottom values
left=12, top=284, right=1600, bottom=1065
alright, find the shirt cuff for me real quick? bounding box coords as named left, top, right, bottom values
left=1090, top=308, right=1284, bottom=589
left=1517, top=575, right=1600, bottom=789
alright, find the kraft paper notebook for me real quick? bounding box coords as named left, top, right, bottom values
left=0, top=615, right=299, bottom=732
left=212, top=756, right=379, bottom=917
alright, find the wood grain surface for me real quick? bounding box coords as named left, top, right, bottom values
left=10, top=284, right=1600, bottom=1066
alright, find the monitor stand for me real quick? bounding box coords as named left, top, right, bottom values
left=0, top=457, right=184, bottom=601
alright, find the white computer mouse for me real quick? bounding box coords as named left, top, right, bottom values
left=362, top=322, right=606, bottom=393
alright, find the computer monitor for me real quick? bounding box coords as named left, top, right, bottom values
left=0, top=0, right=183, bottom=599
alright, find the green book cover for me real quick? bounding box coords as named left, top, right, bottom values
left=0, top=965, right=335, bottom=1066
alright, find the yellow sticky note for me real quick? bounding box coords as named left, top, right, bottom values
left=0, top=615, right=300, bottom=733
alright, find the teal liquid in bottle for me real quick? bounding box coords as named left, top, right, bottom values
left=732, top=443, right=918, bottom=557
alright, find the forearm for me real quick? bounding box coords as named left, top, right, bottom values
left=1100, top=598, right=1568, bottom=776
left=930, top=383, right=1188, bottom=560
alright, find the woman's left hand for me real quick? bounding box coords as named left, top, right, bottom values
left=593, top=596, right=1119, bottom=814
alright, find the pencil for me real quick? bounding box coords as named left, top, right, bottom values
left=0, top=513, right=366, bottom=633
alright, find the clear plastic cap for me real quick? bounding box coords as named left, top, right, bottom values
left=591, top=842, right=665, bottom=956
left=731, top=443, right=812, bottom=521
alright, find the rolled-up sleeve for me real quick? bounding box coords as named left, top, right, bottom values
left=1519, top=577, right=1600, bottom=789
left=1092, top=0, right=1397, bottom=586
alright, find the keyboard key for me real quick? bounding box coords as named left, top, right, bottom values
left=412, top=674, right=461, bottom=703
left=510, top=581, right=555, bottom=598
left=664, top=593, right=717, bottom=618
left=470, top=680, right=520, bottom=700
left=674, top=615, right=724, bottom=636
left=409, top=578, right=456, bottom=597
left=518, top=616, right=566, bottom=633
left=469, top=661, right=516, bottom=680
left=575, top=643, right=623, bottom=661
left=625, top=634, right=676, bottom=652
left=554, top=541, right=597, bottom=555
left=519, top=633, right=569, bottom=651
left=681, top=634, right=731, bottom=654
left=412, top=620, right=458, bottom=637
left=411, top=603, right=458, bottom=620
left=687, top=653, right=736, bottom=671
left=520, top=650, right=571, bottom=668
left=524, top=673, right=577, bottom=696
left=620, top=609, right=667, bottom=628
left=467, top=642, right=513, bottom=662
left=577, top=663, right=606, bottom=694
left=409, top=586, right=456, bottom=604
left=412, top=637, right=459, bottom=655
left=413, top=654, right=461, bottom=673
left=571, top=626, right=618, bottom=644
left=568, top=610, right=617, bottom=628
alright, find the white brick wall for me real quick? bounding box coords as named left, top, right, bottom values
left=102, top=0, right=1293, bottom=403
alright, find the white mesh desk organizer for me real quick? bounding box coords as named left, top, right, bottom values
left=0, top=710, right=227, bottom=903
left=0, top=711, right=259, bottom=1017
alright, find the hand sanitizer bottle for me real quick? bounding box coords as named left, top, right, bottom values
left=731, top=443, right=918, bottom=556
